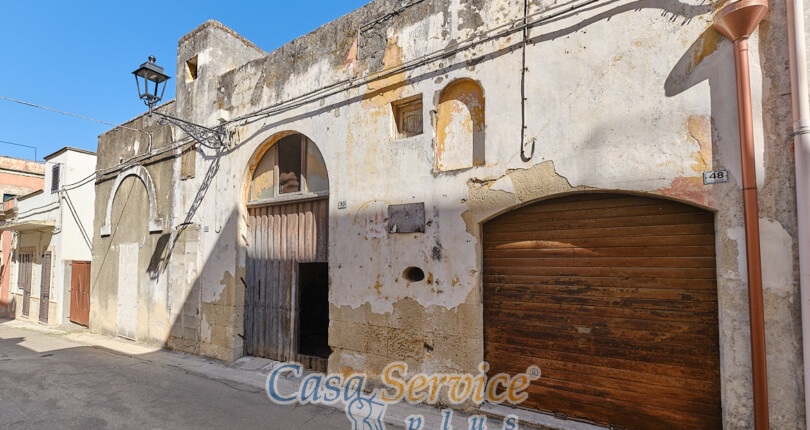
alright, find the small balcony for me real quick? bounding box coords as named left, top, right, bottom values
left=1, top=198, right=17, bottom=222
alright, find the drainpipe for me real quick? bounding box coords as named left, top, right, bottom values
left=714, top=1, right=770, bottom=428
left=785, top=0, right=810, bottom=426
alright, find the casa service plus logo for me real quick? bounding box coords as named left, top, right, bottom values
left=266, top=361, right=542, bottom=429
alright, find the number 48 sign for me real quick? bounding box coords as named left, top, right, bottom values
left=703, top=169, right=730, bottom=185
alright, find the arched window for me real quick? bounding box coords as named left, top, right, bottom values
left=248, top=134, right=328, bottom=204
left=436, top=79, right=485, bottom=171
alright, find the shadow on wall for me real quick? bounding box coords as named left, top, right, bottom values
left=79, top=2, right=806, bottom=428
left=91, top=0, right=768, bottom=378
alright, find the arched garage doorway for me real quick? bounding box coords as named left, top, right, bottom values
left=244, top=133, right=330, bottom=371
left=483, top=193, right=721, bottom=429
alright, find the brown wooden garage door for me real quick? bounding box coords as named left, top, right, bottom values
left=483, top=193, right=721, bottom=430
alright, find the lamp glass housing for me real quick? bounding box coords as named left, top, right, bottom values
left=133, top=56, right=170, bottom=109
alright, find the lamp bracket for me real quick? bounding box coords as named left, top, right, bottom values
left=151, top=110, right=229, bottom=149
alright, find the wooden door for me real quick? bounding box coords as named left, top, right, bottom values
left=245, top=198, right=328, bottom=370
left=483, top=193, right=721, bottom=430
left=38, top=252, right=52, bottom=324
left=18, top=253, right=33, bottom=317
left=70, top=261, right=91, bottom=326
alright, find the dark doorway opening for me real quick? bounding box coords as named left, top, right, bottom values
left=297, top=262, right=330, bottom=359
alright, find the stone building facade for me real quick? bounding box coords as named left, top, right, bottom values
left=92, top=0, right=808, bottom=428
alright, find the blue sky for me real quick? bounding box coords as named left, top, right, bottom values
left=0, top=1, right=370, bottom=161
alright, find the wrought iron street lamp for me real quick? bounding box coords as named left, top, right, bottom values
left=132, top=56, right=228, bottom=148
left=133, top=56, right=170, bottom=111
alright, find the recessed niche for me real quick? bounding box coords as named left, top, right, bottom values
left=403, top=267, right=425, bottom=282
left=392, top=94, right=423, bottom=138
left=436, top=79, right=485, bottom=171
left=185, top=55, right=198, bottom=82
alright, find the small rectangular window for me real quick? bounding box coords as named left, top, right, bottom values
left=186, top=56, right=198, bottom=82
left=277, top=135, right=302, bottom=194
left=51, top=164, right=60, bottom=193
left=393, top=95, right=423, bottom=138
left=2, top=194, right=14, bottom=202
left=181, top=143, right=196, bottom=180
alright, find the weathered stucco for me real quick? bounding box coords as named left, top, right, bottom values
left=0, top=156, right=44, bottom=316
left=92, top=0, right=807, bottom=427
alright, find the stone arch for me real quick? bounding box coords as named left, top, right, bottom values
left=436, top=78, right=485, bottom=171
left=100, top=165, right=162, bottom=236
left=243, top=131, right=329, bottom=205
left=462, top=162, right=717, bottom=234
left=241, top=131, right=331, bottom=369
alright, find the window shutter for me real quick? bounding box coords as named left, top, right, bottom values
left=51, top=164, right=60, bottom=193
left=181, top=143, right=196, bottom=180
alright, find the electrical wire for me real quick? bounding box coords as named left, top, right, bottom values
left=61, top=171, right=97, bottom=190
left=61, top=189, right=93, bottom=251
left=359, top=0, right=427, bottom=31
left=2, top=96, right=132, bottom=129
left=0, top=96, right=153, bottom=150
left=88, top=178, right=137, bottom=295
left=80, top=0, right=603, bottom=179
left=0, top=140, right=37, bottom=161
left=520, top=0, right=534, bottom=161
left=15, top=201, right=59, bottom=218
left=225, top=0, right=602, bottom=128
left=10, top=163, right=97, bottom=218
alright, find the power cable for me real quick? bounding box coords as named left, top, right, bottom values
left=0, top=140, right=37, bottom=161
left=359, top=0, right=426, bottom=31
left=226, top=0, right=601, bottom=128
left=11, top=162, right=96, bottom=217
left=62, top=171, right=97, bottom=191
left=15, top=201, right=59, bottom=218
left=61, top=189, right=93, bottom=251
left=3, top=96, right=132, bottom=129
left=89, top=178, right=137, bottom=295
left=79, top=0, right=603, bottom=179
left=0, top=96, right=153, bottom=149
left=520, top=0, right=534, bottom=161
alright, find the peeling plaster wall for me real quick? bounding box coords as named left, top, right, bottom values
left=0, top=156, right=44, bottom=317
left=90, top=104, right=175, bottom=346
left=93, top=0, right=805, bottom=427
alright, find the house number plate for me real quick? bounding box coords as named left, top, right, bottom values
left=703, top=170, right=729, bottom=185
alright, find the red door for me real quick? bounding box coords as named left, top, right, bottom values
left=70, top=261, right=90, bottom=326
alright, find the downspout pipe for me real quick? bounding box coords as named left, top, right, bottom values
left=714, top=1, right=770, bottom=428
left=785, top=0, right=810, bottom=426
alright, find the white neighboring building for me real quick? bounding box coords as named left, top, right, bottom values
left=1, top=147, right=96, bottom=325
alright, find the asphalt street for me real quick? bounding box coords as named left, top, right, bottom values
left=0, top=323, right=349, bottom=430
